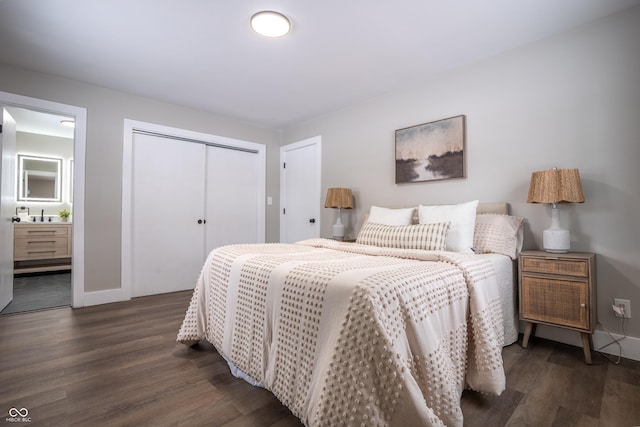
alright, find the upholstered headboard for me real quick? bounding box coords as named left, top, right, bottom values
left=476, top=202, right=509, bottom=215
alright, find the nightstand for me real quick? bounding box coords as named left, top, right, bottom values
left=519, top=250, right=597, bottom=364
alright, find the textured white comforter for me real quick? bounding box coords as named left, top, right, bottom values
left=177, top=239, right=506, bottom=426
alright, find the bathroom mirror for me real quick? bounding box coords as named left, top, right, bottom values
left=17, top=154, right=62, bottom=202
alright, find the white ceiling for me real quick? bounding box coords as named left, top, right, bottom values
left=1, top=0, right=638, bottom=130
left=5, top=107, right=74, bottom=139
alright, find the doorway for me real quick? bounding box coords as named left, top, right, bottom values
left=0, top=91, right=86, bottom=313
left=280, top=136, right=322, bottom=243
left=1, top=107, right=73, bottom=314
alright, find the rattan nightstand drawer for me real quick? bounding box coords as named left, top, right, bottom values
left=521, top=256, right=588, bottom=278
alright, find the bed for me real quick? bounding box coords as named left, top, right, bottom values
left=177, top=201, right=524, bottom=426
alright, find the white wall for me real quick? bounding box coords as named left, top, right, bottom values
left=0, top=64, right=282, bottom=294
left=283, top=8, right=640, bottom=341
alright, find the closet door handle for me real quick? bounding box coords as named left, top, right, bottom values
left=197, top=219, right=207, bottom=224
left=197, top=219, right=203, bottom=224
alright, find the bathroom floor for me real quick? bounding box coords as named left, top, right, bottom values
left=0, top=272, right=71, bottom=315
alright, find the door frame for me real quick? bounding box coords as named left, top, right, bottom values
left=279, top=136, right=322, bottom=243
left=121, top=119, right=266, bottom=300
left=0, top=91, right=87, bottom=308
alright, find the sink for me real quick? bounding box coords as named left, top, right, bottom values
left=20, top=220, right=71, bottom=224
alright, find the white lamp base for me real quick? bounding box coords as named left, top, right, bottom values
left=543, top=204, right=570, bottom=253
left=332, top=208, right=345, bottom=240
left=543, top=228, right=570, bottom=253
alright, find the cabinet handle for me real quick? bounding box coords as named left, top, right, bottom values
left=27, top=250, right=57, bottom=254
left=28, top=240, right=56, bottom=244
left=580, top=304, right=586, bottom=308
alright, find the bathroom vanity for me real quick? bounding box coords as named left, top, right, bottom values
left=14, top=223, right=72, bottom=274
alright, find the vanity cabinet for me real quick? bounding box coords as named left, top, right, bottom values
left=14, top=223, right=72, bottom=274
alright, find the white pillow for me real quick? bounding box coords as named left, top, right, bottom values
left=367, top=206, right=415, bottom=226
left=418, top=200, right=479, bottom=252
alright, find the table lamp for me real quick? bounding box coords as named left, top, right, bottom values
left=324, top=187, right=353, bottom=240
left=527, top=168, right=585, bottom=253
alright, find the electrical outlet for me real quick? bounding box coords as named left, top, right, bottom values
left=613, top=298, right=631, bottom=318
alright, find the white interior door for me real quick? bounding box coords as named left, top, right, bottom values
left=0, top=107, right=17, bottom=311
left=280, top=136, right=322, bottom=243
left=131, top=133, right=206, bottom=297
left=205, top=145, right=261, bottom=252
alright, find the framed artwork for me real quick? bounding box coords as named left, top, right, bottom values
left=395, top=115, right=466, bottom=183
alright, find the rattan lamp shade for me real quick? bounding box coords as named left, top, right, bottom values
left=527, top=168, right=585, bottom=253
left=527, top=168, right=585, bottom=204
left=324, top=188, right=353, bottom=209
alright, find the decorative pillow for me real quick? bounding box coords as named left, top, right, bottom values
left=473, top=213, right=524, bottom=259
left=418, top=200, right=479, bottom=252
left=356, top=222, right=450, bottom=250
left=367, top=206, right=415, bottom=226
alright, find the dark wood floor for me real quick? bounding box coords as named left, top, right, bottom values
left=0, top=291, right=638, bottom=426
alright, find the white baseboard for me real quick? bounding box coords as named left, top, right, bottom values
left=81, top=288, right=129, bottom=307
left=530, top=323, right=640, bottom=362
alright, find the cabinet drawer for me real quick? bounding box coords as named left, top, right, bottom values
left=14, top=245, right=70, bottom=260
left=14, top=225, right=70, bottom=238
left=521, top=275, right=589, bottom=330
left=521, top=256, right=588, bottom=278
left=14, top=237, right=70, bottom=259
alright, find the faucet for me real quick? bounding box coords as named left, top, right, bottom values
left=41, top=209, right=44, bottom=222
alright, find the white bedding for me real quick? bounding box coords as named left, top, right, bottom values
left=483, top=253, right=518, bottom=346
left=177, top=239, right=510, bottom=426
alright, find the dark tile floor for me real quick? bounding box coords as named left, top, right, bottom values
left=0, top=272, right=71, bottom=315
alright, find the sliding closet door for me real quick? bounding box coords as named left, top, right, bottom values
left=205, top=145, right=260, bottom=252
left=131, top=133, right=206, bottom=297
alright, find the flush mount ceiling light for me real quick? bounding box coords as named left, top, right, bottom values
left=60, top=119, right=75, bottom=128
left=250, top=11, right=291, bottom=38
